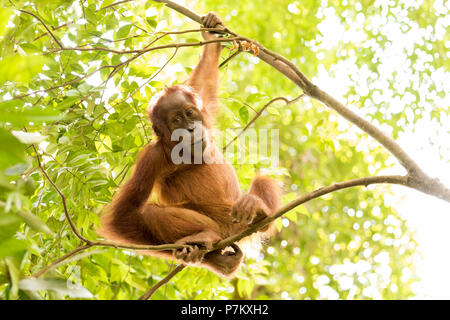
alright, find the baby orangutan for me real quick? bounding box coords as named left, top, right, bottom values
left=99, top=12, right=281, bottom=277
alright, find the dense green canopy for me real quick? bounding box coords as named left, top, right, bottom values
left=0, top=0, right=447, bottom=299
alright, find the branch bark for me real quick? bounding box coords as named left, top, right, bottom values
left=138, top=265, right=186, bottom=300
left=30, top=244, right=92, bottom=278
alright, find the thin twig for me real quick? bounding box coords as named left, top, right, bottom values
left=219, top=50, right=241, bottom=69
left=143, top=27, right=225, bottom=49
left=97, top=0, right=133, bottom=11
left=14, top=33, right=237, bottom=101
left=30, top=244, right=92, bottom=278
left=33, top=21, right=73, bottom=42
left=29, top=173, right=409, bottom=281
left=32, top=144, right=89, bottom=243
left=13, top=64, right=116, bottom=100
left=224, top=94, right=305, bottom=150
left=90, top=46, right=179, bottom=133
left=138, top=265, right=185, bottom=300
left=19, top=9, right=63, bottom=48
left=39, top=149, right=86, bottom=184
left=47, top=36, right=243, bottom=55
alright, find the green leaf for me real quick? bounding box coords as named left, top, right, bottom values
left=0, top=101, right=61, bottom=126
left=266, top=106, right=280, bottom=116
left=19, top=43, right=41, bottom=54
left=4, top=163, right=30, bottom=176
left=0, top=55, right=45, bottom=84
left=0, top=128, right=26, bottom=170
left=100, top=0, right=115, bottom=9
left=58, top=97, right=80, bottom=110
left=246, top=93, right=265, bottom=103
left=0, top=211, right=21, bottom=242
left=146, top=17, right=157, bottom=28
left=0, top=7, right=13, bottom=37
left=185, top=38, right=201, bottom=43
left=0, top=238, right=27, bottom=258
left=285, top=210, right=298, bottom=223
left=296, top=206, right=309, bottom=217
left=12, top=131, right=47, bottom=144
left=4, top=257, right=20, bottom=299
left=239, top=106, right=249, bottom=124
left=19, top=279, right=94, bottom=299
left=116, top=24, right=132, bottom=39
left=154, top=20, right=167, bottom=32
left=0, top=109, right=61, bottom=126
left=15, top=209, right=55, bottom=236
left=84, top=7, right=97, bottom=25
left=65, top=89, right=82, bottom=97
left=275, top=219, right=283, bottom=232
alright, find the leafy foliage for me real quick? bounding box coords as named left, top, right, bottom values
left=0, top=0, right=446, bottom=299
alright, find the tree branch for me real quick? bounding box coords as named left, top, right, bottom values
left=13, top=64, right=116, bottom=100
left=219, top=49, right=242, bottom=69
left=224, top=94, right=305, bottom=150
left=32, top=144, right=89, bottom=243
left=97, top=0, right=133, bottom=11
left=213, top=175, right=408, bottom=249
left=30, top=244, right=92, bottom=278
left=33, top=21, right=73, bottom=42
left=19, top=9, right=63, bottom=48
left=138, top=265, right=185, bottom=300
left=46, top=36, right=243, bottom=55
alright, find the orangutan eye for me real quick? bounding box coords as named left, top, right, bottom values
left=186, top=109, right=194, bottom=116
left=172, top=117, right=181, bottom=124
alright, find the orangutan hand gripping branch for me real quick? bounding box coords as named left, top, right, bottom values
left=98, top=12, right=281, bottom=277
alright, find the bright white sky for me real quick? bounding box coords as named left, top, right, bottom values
left=392, top=126, right=450, bottom=299
left=313, top=1, right=450, bottom=299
